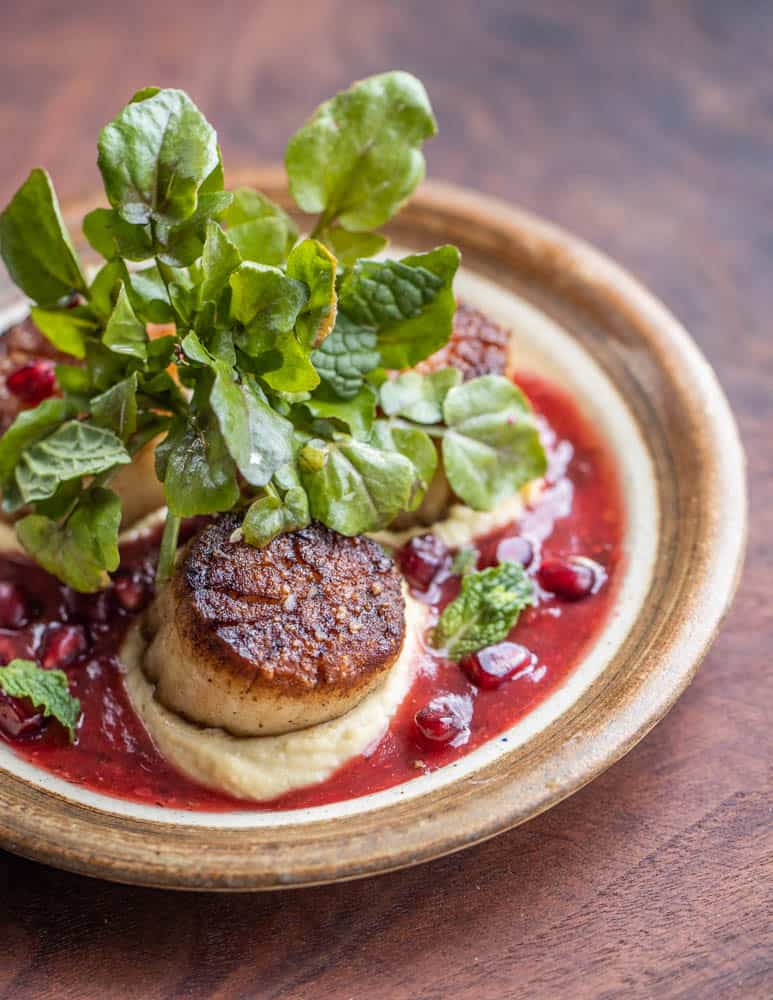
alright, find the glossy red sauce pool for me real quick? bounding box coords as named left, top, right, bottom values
left=0, top=372, right=625, bottom=812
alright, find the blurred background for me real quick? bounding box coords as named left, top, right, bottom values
left=1, top=2, right=770, bottom=998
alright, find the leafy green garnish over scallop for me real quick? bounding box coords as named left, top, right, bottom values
left=0, top=73, right=546, bottom=591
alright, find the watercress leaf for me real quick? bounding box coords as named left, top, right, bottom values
left=91, top=373, right=138, bottom=439
left=322, top=227, right=388, bottom=267
left=157, top=416, right=239, bottom=517
left=209, top=364, right=293, bottom=487
left=82, top=207, right=154, bottom=261
left=300, top=435, right=415, bottom=534
left=153, top=191, right=233, bottom=267
left=98, top=88, right=219, bottom=226
left=304, top=384, right=376, bottom=439
left=441, top=375, right=547, bottom=509
left=86, top=340, right=126, bottom=392
left=103, top=284, right=148, bottom=360
left=16, top=486, right=122, bottom=593
left=242, top=486, right=310, bottom=547
left=261, top=332, right=320, bottom=393
left=0, top=397, right=77, bottom=483
left=286, top=238, right=337, bottom=349
left=369, top=420, right=437, bottom=511
left=432, top=561, right=534, bottom=660
left=229, top=262, right=309, bottom=352
left=14, top=420, right=131, bottom=504
left=199, top=219, right=241, bottom=306
left=286, top=71, right=436, bottom=231
left=222, top=188, right=298, bottom=266
left=311, top=313, right=379, bottom=399
left=379, top=367, right=461, bottom=423
left=339, top=245, right=460, bottom=368
left=0, top=659, right=80, bottom=740
left=0, top=168, right=87, bottom=304
left=29, top=306, right=97, bottom=360
left=88, top=260, right=124, bottom=321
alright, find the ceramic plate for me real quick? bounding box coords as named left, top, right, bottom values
left=0, top=172, right=746, bottom=889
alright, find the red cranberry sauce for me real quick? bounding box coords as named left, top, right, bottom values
left=0, top=372, right=624, bottom=811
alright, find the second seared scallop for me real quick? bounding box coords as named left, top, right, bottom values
left=142, top=517, right=407, bottom=736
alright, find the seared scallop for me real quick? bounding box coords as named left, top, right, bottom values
left=143, top=517, right=407, bottom=736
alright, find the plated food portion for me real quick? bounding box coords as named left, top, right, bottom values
left=0, top=73, right=624, bottom=811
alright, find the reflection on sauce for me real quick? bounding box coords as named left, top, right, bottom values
left=0, top=373, right=624, bottom=812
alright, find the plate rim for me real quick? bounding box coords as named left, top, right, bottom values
left=0, top=171, right=747, bottom=890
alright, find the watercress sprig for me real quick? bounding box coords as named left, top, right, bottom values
left=0, top=73, right=547, bottom=592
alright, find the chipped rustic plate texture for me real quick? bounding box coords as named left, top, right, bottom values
left=0, top=171, right=746, bottom=890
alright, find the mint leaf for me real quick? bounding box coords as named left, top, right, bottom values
left=229, top=262, right=309, bottom=353
left=432, top=562, right=534, bottom=660
left=14, top=421, right=131, bottom=504
left=157, top=415, right=239, bottom=517
left=0, top=398, right=77, bottom=484
left=98, top=88, right=219, bottom=226
left=286, top=239, right=337, bottom=349
left=16, top=487, right=122, bottom=593
left=339, top=246, right=460, bottom=368
left=0, top=169, right=87, bottom=305
left=0, top=659, right=80, bottom=740
left=286, top=71, right=436, bottom=231
left=442, top=375, right=547, bottom=509
left=300, top=435, right=416, bottom=535
left=103, top=285, right=148, bottom=360
left=311, top=313, right=379, bottom=399
left=380, top=367, right=461, bottom=424
left=451, top=546, right=478, bottom=577
left=242, top=486, right=310, bottom=547
left=222, top=187, right=298, bottom=266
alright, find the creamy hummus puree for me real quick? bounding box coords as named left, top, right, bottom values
left=123, top=591, right=428, bottom=801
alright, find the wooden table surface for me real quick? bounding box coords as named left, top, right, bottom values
left=0, top=1, right=770, bottom=997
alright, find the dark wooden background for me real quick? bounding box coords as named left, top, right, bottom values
left=0, top=1, right=770, bottom=997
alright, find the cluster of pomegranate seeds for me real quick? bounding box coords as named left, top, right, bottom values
left=460, top=641, right=535, bottom=690
left=537, top=557, right=601, bottom=601
left=0, top=581, right=31, bottom=628
left=414, top=694, right=472, bottom=747
left=5, top=359, right=57, bottom=405
left=113, top=572, right=152, bottom=612
left=397, top=533, right=450, bottom=591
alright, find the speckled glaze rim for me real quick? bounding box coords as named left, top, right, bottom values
left=0, top=171, right=746, bottom=890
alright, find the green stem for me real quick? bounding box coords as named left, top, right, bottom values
left=390, top=417, right=446, bottom=439
left=156, top=510, right=181, bottom=586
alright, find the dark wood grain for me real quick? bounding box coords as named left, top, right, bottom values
left=0, top=0, right=770, bottom=997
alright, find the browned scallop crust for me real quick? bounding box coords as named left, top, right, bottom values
left=182, top=517, right=405, bottom=692
left=414, top=302, right=509, bottom=381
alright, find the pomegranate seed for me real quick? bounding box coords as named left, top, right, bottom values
left=41, top=624, right=88, bottom=668
left=397, top=533, right=449, bottom=591
left=0, top=581, right=30, bottom=629
left=6, top=360, right=56, bottom=405
left=496, top=536, right=534, bottom=568
left=538, top=557, right=601, bottom=600
left=0, top=691, right=45, bottom=739
left=113, top=573, right=151, bottom=612
left=460, top=642, right=535, bottom=690
left=414, top=693, right=472, bottom=748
